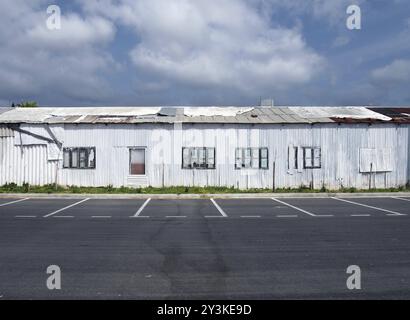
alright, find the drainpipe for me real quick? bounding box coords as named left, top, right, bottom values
left=272, top=161, right=276, bottom=192
left=369, top=162, right=373, bottom=190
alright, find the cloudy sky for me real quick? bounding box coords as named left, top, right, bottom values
left=0, top=0, right=409, bottom=107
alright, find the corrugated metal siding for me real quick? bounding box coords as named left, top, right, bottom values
left=408, top=124, right=410, bottom=185
left=0, top=136, right=57, bottom=185
left=0, top=126, right=14, bottom=137
left=1, top=123, right=408, bottom=189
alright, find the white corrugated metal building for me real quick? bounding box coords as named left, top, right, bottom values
left=0, top=106, right=409, bottom=190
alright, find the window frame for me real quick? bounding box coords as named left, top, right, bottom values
left=288, top=146, right=298, bottom=170
left=129, top=147, right=147, bottom=176
left=182, top=147, right=216, bottom=170
left=303, top=147, right=321, bottom=169
left=62, top=147, right=96, bottom=169
left=235, top=147, right=269, bottom=170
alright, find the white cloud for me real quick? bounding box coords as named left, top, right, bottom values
left=26, top=14, right=115, bottom=50
left=81, top=0, right=324, bottom=98
left=371, top=59, right=410, bottom=84
left=0, top=1, right=117, bottom=105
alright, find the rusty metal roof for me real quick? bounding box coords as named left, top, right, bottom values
left=0, top=106, right=408, bottom=125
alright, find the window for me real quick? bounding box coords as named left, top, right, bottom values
left=235, top=148, right=268, bottom=169
left=63, top=147, right=96, bottom=169
left=288, top=146, right=298, bottom=170
left=303, top=147, right=321, bottom=169
left=130, top=148, right=146, bottom=175
left=182, top=147, right=215, bottom=169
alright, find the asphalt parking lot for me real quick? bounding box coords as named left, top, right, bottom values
left=0, top=196, right=408, bottom=219
left=0, top=196, right=409, bottom=299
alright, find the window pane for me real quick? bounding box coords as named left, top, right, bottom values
left=182, top=148, right=190, bottom=168
left=260, top=148, right=268, bottom=159
left=235, top=148, right=242, bottom=169
left=244, top=148, right=251, bottom=168
left=313, top=148, right=321, bottom=167
left=71, top=149, right=78, bottom=168
left=260, top=158, right=268, bottom=169
left=294, top=147, right=298, bottom=169
left=130, top=149, right=145, bottom=175
left=63, top=149, right=70, bottom=168
left=206, top=148, right=215, bottom=168
left=88, top=148, right=95, bottom=168
left=304, top=148, right=313, bottom=168
left=191, top=148, right=198, bottom=167
left=79, top=149, right=87, bottom=168
left=198, top=148, right=206, bottom=166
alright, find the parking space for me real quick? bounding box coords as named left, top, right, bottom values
left=140, top=199, right=223, bottom=218
left=273, top=197, right=390, bottom=217
left=217, top=199, right=301, bottom=218
left=0, top=198, right=81, bottom=218
left=340, top=197, right=409, bottom=216
left=0, top=196, right=407, bottom=220
left=49, top=199, right=147, bottom=219
left=0, top=198, right=24, bottom=206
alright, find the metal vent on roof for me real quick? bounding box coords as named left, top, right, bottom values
left=260, top=99, right=274, bottom=107
left=158, top=107, right=177, bottom=117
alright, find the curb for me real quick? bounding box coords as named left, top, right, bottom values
left=0, top=192, right=410, bottom=200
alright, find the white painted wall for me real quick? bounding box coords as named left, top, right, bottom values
left=0, top=123, right=408, bottom=189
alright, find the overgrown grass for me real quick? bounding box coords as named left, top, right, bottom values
left=0, top=183, right=409, bottom=194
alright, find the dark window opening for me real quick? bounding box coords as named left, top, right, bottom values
left=303, top=147, right=321, bottom=169
left=63, top=147, right=96, bottom=169
left=235, top=148, right=269, bottom=169
left=182, top=147, right=216, bottom=169
left=130, top=148, right=146, bottom=175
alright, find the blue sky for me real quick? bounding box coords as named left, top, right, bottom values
left=0, top=0, right=409, bottom=106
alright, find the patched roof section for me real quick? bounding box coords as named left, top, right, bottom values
left=0, top=106, right=408, bottom=125
left=367, top=108, right=410, bottom=123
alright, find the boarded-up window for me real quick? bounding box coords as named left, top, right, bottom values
left=303, top=147, right=321, bottom=169
left=235, top=148, right=269, bottom=169
left=359, top=148, right=393, bottom=172
left=288, top=146, right=298, bottom=170
left=63, top=149, right=70, bottom=168
left=62, top=147, right=95, bottom=169
left=182, top=147, right=216, bottom=169
left=260, top=148, right=268, bottom=169
left=130, top=148, right=146, bottom=175
left=79, top=149, right=87, bottom=168
left=71, top=149, right=78, bottom=168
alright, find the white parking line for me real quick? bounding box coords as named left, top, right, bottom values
left=391, top=196, right=410, bottom=202
left=43, top=198, right=90, bottom=218
left=241, top=215, right=261, bottom=218
left=332, top=197, right=406, bottom=216
left=166, top=216, right=187, bottom=218
left=15, top=215, right=36, bottom=218
left=205, top=216, right=226, bottom=218
left=277, top=215, right=298, bottom=218
left=0, top=198, right=30, bottom=207
left=131, top=198, right=151, bottom=217
left=92, top=216, right=112, bottom=219
left=350, top=214, right=371, bottom=217
left=271, top=198, right=333, bottom=217
left=210, top=198, right=228, bottom=217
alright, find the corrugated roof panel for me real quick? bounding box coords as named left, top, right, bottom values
left=0, top=106, right=408, bottom=125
